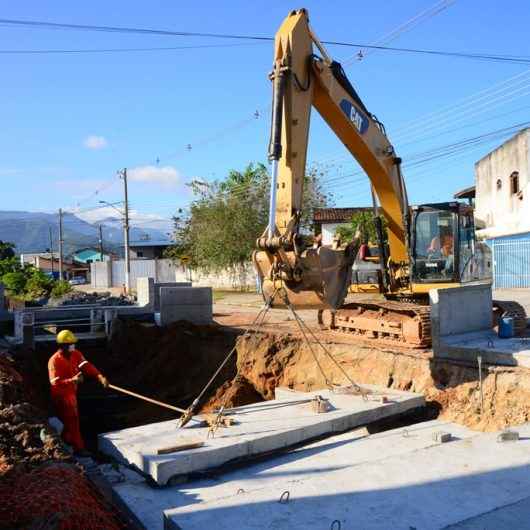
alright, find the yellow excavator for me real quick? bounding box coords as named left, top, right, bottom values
left=253, top=9, right=525, bottom=348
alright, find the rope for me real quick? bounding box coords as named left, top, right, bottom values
left=180, top=289, right=277, bottom=424
left=285, top=299, right=333, bottom=390
left=280, top=290, right=367, bottom=399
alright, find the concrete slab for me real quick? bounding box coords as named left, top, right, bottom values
left=437, top=329, right=530, bottom=367
left=98, top=386, right=425, bottom=485
left=104, top=420, right=476, bottom=530
left=164, top=423, right=530, bottom=530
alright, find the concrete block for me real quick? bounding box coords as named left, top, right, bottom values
left=432, top=430, right=452, bottom=443
left=99, top=387, right=425, bottom=485
left=153, top=282, right=191, bottom=311
left=136, top=277, right=155, bottom=308
left=430, top=283, right=493, bottom=342
left=159, top=287, right=213, bottom=326
left=497, top=430, right=519, bottom=442
left=159, top=305, right=212, bottom=326
left=90, top=261, right=112, bottom=288
left=160, top=287, right=212, bottom=306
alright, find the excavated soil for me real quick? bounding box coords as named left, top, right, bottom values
left=0, top=354, right=124, bottom=530
left=0, top=355, right=70, bottom=475
left=210, top=332, right=530, bottom=432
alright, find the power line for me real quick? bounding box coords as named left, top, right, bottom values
left=343, top=0, right=456, bottom=64
left=0, top=42, right=265, bottom=55
left=316, top=68, right=530, bottom=167
left=0, top=18, right=529, bottom=65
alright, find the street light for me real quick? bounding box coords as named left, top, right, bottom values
left=98, top=200, right=124, bottom=215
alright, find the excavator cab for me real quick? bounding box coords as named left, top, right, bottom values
left=410, top=202, right=492, bottom=285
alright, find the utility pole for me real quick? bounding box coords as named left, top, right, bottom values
left=119, top=168, right=131, bottom=293
left=58, top=209, right=64, bottom=280
left=48, top=226, right=54, bottom=275
left=98, top=224, right=104, bottom=261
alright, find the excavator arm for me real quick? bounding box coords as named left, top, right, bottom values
left=254, top=9, right=410, bottom=309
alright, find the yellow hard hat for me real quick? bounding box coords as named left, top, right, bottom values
left=57, top=329, right=78, bottom=344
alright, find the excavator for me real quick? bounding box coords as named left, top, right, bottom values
left=253, top=9, right=525, bottom=348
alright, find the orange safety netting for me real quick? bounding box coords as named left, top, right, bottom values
left=0, top=464, right=124, bottom=530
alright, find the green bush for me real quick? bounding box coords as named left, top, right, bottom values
left=1, top=271, right=27, bottom=293
left=51, top=280, right=72, bottom=298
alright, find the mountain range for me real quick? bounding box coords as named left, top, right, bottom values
left=0, top=210, right=170, bottom=256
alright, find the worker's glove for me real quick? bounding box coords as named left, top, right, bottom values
left=71, top=373, right=84, bottom=384
left=98, top=374, right=109, bottom=388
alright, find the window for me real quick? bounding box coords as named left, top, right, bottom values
left=510, top=171, right=519, bottom=194
left=459, top=214, right=474, bottom=276
left=136, top=251, right=144, bottom=258
left=412, top=209, right=457, bottom=281
left=496, top=178, right=502, bottom=190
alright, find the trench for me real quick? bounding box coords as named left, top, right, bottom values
left=26, top=318, right=530, bottom=454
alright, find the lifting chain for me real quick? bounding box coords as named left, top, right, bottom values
left=177, top=289, right=278, bottom=428
left=279, top=289, right=367, bottom=400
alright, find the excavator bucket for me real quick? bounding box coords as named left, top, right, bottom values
left=253, top=246, right=353, bottom=310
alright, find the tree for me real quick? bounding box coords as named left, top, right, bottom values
left=0, top=241, right=15, bottom=260
left=0, top=242, right=69, bottom=301
left=165, top=162, right=331, bottom=276
left=336, top=211, right=388, bottom=245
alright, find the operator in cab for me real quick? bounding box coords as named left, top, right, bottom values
left=427, top=230, right=455, bottom=274
left=48, top=330, right=109, bottom=456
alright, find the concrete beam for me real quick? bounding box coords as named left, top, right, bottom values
left=163, top=423, right=530, bottom=530
left=98, top=386, right=425, bottom=486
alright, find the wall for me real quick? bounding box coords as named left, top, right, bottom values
left=92, top=259, right=256, bottom=291
left=174, top=264, right=257, bottom=290
left=475, top=128, right=530, bottom=239
left=321, top=222, right=348, bottom=245
left=91, top=258, right=179, bottom=289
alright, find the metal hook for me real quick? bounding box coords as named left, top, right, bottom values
left=236, top=488, right=245, bottom=495
left=279, top=490, right=290, bottom=504
left=331, top=520, right=342, bottom=530
left=487, top=338, right=495, bottom=348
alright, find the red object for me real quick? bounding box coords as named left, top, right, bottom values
left=48, top=348, right=101, bottom=451
left=359, top=243, right=370, bottom=260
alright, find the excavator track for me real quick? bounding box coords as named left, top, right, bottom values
left=492, top=300, right=528, bottom=336
left=320, top=300, right=432, bottom=349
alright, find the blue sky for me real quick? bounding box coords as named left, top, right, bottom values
left=1, top=0, right=529, bottom=232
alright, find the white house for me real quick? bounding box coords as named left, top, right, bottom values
left=466, top=128, right=530, bottom=288
left=474, top=128, right=530, bottom=240
left=313, top=207, right=371, bottom=245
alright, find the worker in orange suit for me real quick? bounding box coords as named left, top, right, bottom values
left=48, top=329, right=109, bottom=456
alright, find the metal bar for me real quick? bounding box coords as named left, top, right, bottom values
left=108, top=383, right=197, bottom=417
left=35, top=318, right=92, bottom=325
left=268, top=159, right=279, bottom=238
left=478, top=355, right=484, bottom=415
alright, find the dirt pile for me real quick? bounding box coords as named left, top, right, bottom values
left=201, top=374, right=263, bottom=412
left=0, top=355, right=125, bottom=530
left=219, top=332, right=530, bottom=432
left=0, top=356, right=69, bottom=474
left=47, top=290, right=133, bottom=307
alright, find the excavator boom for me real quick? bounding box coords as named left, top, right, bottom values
left=254, top=9, right=409, bottom=309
